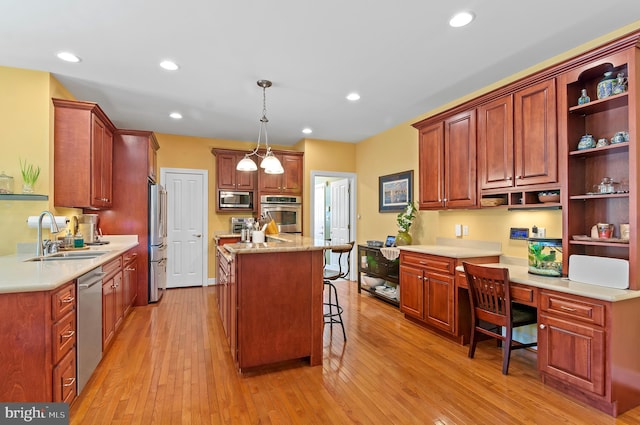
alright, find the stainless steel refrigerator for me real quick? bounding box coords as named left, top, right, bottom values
left=149, top=183, right=167, bottom=302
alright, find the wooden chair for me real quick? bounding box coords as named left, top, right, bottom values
left=324, top=241, right=355, bottom=341
left=462, top=262, right=537, bottom=374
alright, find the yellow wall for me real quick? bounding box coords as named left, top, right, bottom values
left=296, top=138, right=357, bottom=236
left=0, top=67, right=79, bottom=256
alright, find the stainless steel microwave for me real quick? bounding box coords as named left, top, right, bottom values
left=218, top=190, right=253, bottom=209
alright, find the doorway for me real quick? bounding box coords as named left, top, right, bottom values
left=161, top=168, right=209, bottom=288
left=310, top=171, right=357, bottom=280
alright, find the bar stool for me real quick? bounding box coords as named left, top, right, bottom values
left=324, top=241, right=354, bottom=341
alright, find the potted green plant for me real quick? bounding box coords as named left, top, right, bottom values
left=20, top=159, right=40, bottom=194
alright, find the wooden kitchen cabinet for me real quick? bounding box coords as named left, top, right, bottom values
left=0, top=280, right=77, bottom=403
left=212, top=148, right=256, bottom=191
left=97, top=130, right=157, bottom=306
left=258, top=151, right=304, bottom=195
left=399, top=250, right=499, bottom=343
left=102, top=256, right=123, bottom=350
left=478, top=79, right=558, bottom=191
left=122, top=250, right=138, bottom=317
left=216, top=245, right=237, bottom=360
left=53, top=98, right=116, bottom=209
left=400, top=251, right=455, bottom=333
left=414, top=110, right=477, bottom=210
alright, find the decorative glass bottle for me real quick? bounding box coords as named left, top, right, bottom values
left=578, top=88, right=590, bottom=105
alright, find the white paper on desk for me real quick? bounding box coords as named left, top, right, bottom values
left=26, top=216, right=68, bottom=230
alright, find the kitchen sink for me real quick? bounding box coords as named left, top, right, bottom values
left=25, top=251, right=109, bottom=262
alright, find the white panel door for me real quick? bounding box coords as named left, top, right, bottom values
left=314, top=183, right=325, bottom=240
left=329, top=178, right=350, bottom=271
left=165, top=170, right=205, bottom=288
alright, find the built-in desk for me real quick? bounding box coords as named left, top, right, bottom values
left=454, top=262, right=640, bottom=417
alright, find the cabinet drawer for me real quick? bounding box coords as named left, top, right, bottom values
left=540, top=292, right=605, bottom=326
left=123, top=250, right=137, bottom=264
left=511, top=283, right=538, bottom=307
left=401, top=252, right=454, bottom=274
left=52, top=310, right=76, bottom=364
left=53, top=347, right=76, bottom=403
left=51, top=282, right=76, bottom=321
left=103, top=256, right=122, bottom=279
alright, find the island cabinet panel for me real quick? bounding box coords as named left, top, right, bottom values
left=53, top=98, right=116, bottom=209
left=415, top=110, right=476, bottom=210
left=0, top=281, right=77, bottom=403
left=233, top=249, right=323, bottom=371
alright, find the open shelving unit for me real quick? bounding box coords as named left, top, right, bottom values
left=559, top=47, right=637, bottom=288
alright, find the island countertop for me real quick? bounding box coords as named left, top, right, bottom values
left=222, top=234, right=351, bottom=255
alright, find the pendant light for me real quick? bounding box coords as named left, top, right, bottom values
left=236, top=80, right=284, bottom=174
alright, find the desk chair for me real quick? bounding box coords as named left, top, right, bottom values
left=462, top=262, right=537, bottom=375
left=324, top=241, right=355, bottom=341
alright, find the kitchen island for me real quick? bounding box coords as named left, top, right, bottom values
left=216, top=234, right=350, bottom=372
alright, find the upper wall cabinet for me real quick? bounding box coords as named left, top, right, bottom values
left=212, top=149, right=256, bottom=191
left=414, top=109, right=477, bottom=210
left=478, top=79, right=558, bottom=191
left=258, top=151, right=304, bottom=195
left=53, top=98, right=116, bottom=209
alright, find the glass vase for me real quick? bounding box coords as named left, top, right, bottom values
left=22, top=182, right=34, bottom=194
left=396, top=230, right=412, bottom=246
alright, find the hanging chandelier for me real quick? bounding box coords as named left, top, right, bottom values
left=236, top=80, right=284, bottom=174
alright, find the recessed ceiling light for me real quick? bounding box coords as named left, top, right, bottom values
left=169, top=112, right=183, bottom=119
left=56, top=52, right=81, bottom=63
left=346, top=92, right=360, bottom=101
left=302, top=128, right=312, bottom=135
left=160, top=60, right=179, bottom=71
left=449, top=11, right=474, bottom=28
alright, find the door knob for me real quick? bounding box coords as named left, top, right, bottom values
left=539, top=324, right=546, bottom=330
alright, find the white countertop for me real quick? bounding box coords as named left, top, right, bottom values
left=0, top=235, right=139, bottom=294
left=398, top=244, right=503, bottom=258
left=455, top=262, right=640, bottom=302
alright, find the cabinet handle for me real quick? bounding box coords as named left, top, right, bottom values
left=61, top=296, right=75, bottom=304
left=419, top=261, right=427, bottom=265
left=443, top=198, right=447, bottom=202
left=559, top=305, right=577, bottom=312
left=515, top=176, right=522, bottom=180
left=539, top=324, right=546, bottom=330
left=63, top=377, right=76, bottom=387
left=125, top=267, right=135, bottom=271
left=61, top=330, right=75, bottom=339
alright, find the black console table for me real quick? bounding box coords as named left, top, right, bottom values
left=357, top=244, right=399, bottom=307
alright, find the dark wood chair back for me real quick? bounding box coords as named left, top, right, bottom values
left=462, top=261, right=537, bottom=374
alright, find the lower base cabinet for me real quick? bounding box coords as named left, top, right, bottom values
left=102, top=249, right=137, bottom=351
left=0, top=280, right=77, bottom=403
left=399, top=251, right=498, bottom=342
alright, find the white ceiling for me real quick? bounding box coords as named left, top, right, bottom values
left=2, top=1, right=640, bottom=146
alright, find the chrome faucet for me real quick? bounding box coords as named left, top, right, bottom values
left=36, top=211, right=61, bottom=257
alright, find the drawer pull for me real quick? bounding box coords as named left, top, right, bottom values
left=125, top=267, right=136, bottom=271
left=63, top=377, right=76, bottom=387
left=419, top=261, right=427, bottom=265
left=61, top=330, right=75, bottom=339
left=559, top=306, right=577, bottom=312
left=61, top=296, right=75, bottom=303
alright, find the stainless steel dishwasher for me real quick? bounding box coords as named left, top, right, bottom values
left=77, top=267, right=105, bottom=394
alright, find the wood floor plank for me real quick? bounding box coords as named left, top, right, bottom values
left=70, top=281, right=640, bottom=424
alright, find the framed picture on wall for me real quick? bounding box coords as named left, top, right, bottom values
left=378, top=170, right=413, bottom=212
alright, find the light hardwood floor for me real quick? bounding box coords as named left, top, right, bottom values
left=71, top=281, right=640, bottom=424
